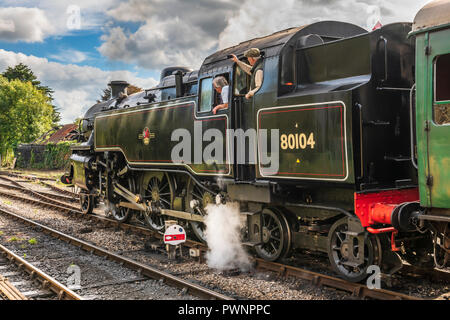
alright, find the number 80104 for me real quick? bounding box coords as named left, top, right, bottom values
left=280, top=133, right=316, bottom=150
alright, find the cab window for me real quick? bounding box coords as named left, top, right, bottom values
left=199, top=78, right=213, bottom=113
left=234, top=63, right=250, bottom=96
left=434, top=53, right=450, bottom=125
left=161, top=87, right=176, bottom=101
left=213, top=73, right=230, bottom=106
left=186, top=83, right=198, bottom=96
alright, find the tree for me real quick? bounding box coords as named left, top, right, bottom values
left=97, top=84, right=143, bottom=103
left=2, top=63, right=40, bottom=85
left=97, top=87, right=111, bottom=103
left=0, top=76, right=54, bottom=163
left=2, top=63, right=60, bottom=124
left=2, top=63, right=54, bottom=98
left=51, top=105, right=61, bottom=124
left=128, top=85, right=143, bottom=95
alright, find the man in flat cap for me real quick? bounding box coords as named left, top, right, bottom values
left=230, top=48, right=264, bottom=100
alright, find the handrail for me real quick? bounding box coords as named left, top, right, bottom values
left=410, top=84, right=418, bottom=169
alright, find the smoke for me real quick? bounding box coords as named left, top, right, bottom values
left=204, top=202, right=251, bottom=271
left=215, top=176, right=227, bottom=190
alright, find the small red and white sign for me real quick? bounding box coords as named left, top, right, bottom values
left=372, top=21, right=383, bottom=31
left=164, top=225, right=186, bottom=246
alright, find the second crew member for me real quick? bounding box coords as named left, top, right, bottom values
left=230, top=48, right=264, bottom=100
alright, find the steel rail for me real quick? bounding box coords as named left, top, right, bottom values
left=0, top=175, right=79, bottom=206
left=253, top=258, right=422, bottom=300
left=0, top=243, right=82, bottom=300
left=0, top=189, right=82, bottom=215
left=399, top=264, right=450, bottom=283
left=0, top=274, right=28, bottom=300
left=0, top=207, right=233, bottom=300
left=0, top=172, right=78, bottom=198
left=0, top=182, right=77, bottom=204
left=2, top=171, right=56, bottom=182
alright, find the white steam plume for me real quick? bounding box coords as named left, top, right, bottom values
left=204, top=202, right=251, bottom=271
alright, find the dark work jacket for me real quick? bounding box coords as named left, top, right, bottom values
left=250, top=58, right=264, bottom=90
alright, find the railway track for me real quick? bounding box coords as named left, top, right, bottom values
left=0, top=172, right=78, bottom=198
left=0, top=172, right=448, bottom=300
left=0, top=274, right=27, bottom=300
left=0, top=206, right=232, bottom=300
left=0, top=181, right=77, bottom=204
left=0, top=243, right=82, bottom=300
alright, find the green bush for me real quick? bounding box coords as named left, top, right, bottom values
left=40, top=142, right=74, bottom=169
left=15, top=141, right=75, bottom=170
left=29, top=149, right=35, bottom=167
left=43, top=142, right=74, bottom=169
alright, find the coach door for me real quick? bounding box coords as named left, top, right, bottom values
left=423, top=31, right=450, bottom=208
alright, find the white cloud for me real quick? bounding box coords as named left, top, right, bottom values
left=49, top=49, right=89, bottom=64
left=98, top=0, right=240, bottom=69
left=97, top=0, right=430, bottom=69
left=98, top=18, right=217, bottom=70
left=0, top=1, right=121, bottom=41
left=0, top=49, right=158, bottom=123
left=0, top=7, right=53, bottom=42
left=218, top=0, right=431, bottom=49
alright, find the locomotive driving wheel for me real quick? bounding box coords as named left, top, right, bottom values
left=328, top=217, right=382, bottom=283
left=185, top=178, right=214, bottom=243
left=434, top=224, right=449, bottom=269
left=79, top=193, right=94, bottom=215
left=143, top=173, right=174, bottom=232
left=109, top=176, right=136, bottom=223
left=255, top=208, right=292, bottom=262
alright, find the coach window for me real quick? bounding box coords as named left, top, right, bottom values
left=434, top=53, right=450, bottom=125
left=199, top=77, right=213, bottom=113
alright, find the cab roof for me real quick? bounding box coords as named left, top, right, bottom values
left=412, top=0, right=450, bottom=34
left=200, top=21, right=367, bottom=74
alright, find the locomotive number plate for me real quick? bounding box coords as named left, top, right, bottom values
left=257, top=101, right=348, bottom=181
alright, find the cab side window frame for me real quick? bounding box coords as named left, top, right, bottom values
left=198, top=77, right=213, bottom=113
left=233, top=62, right=251, bottom=97
left=433, top=53, right=450, bottom=126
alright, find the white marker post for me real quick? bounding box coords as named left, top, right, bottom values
left=164, top=222, right=186, bottom=259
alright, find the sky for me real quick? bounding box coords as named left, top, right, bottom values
left=0, top=0, right=431, bottom=124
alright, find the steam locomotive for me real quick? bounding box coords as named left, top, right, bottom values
left=63, top=0, right=450, bottom=282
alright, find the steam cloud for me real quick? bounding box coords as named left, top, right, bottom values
left=204, top=202, right=251, bottom=271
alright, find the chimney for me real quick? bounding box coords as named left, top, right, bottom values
left=108, top=80, right=129, bottom=99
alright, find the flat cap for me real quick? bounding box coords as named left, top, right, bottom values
left=244, top=48, right=261, bottom=58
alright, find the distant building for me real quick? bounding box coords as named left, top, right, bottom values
left=15, top=124, right=78, bottom=168
left=32, top=124, right=78, bottom=145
